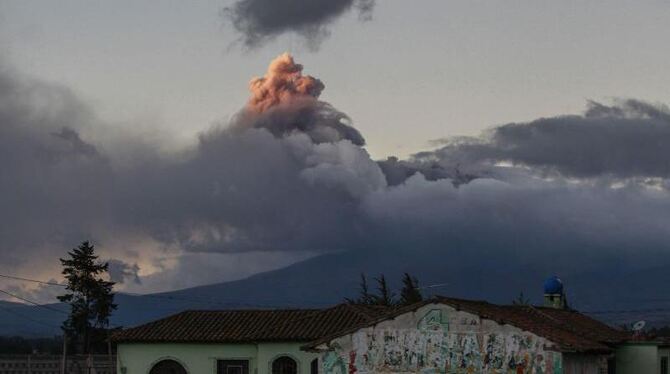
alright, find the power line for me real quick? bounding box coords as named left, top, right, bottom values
left=584, top=307, right=670, bottom=315
left=0, top=272, right=318, bottom=309
left=0, top=274, right=65, bottom=287
left=417, top=282, right=449, bottom=290
left=0, top=288, right=68, bottom=315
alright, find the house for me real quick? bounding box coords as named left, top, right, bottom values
left=112, top=304, right=388, bottom=374
left=615, top=339, right=670, bottom=374
left=303, top=295, right=630, bottom=374
left=301, top=277, right=660, bottom=374
left=114, top=277, right=664, bottom=374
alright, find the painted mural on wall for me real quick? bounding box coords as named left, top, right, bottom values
left=322, top=307, right=563, bottom=374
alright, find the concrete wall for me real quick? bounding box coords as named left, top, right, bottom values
left=117, top=342, right=318, bottom=374
left=562, top=353, right=608, bottom=374
left=318, top=303, right=576, bottom=374
left=615, top=343, right=660, bottom=374
left=660, top=348, right=670, bottom=374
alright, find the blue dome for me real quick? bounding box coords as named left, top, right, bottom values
left=544, top=276, right=564, bottom=294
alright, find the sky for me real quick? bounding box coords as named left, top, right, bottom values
left=1, top=0, right=670, bottom=301
left=3, top=0, right=670, bottom=158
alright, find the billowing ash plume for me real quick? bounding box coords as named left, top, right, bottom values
left=223, top=0, right=375, bottom=49
left=231, top=53, right=365, bottom=145
left=3, top=53, right=670, bottom=300
left=247, top=53, right=324, bottom=112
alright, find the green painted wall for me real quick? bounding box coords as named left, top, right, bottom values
left=117, top=342, right=318, bottom=374
left=616, top=343, right=658, bottom=374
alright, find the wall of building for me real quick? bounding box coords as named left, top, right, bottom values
left=660, top=348, right=670, bottom=374
left=117, top=342, right=318, bottom=374
left=615, top=343, right=659, bottom=374
left=258, top=343, right=319, bottom=374
left=562, top=353, right=608, bottom=374
left=319, top=303, right=567, bottom=374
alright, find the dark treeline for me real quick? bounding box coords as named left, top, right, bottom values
left=346, top=272, right=424, bottom=306
left=0, top=332, right=120, bottom=355
left=0, top=336, right=63, bottom=354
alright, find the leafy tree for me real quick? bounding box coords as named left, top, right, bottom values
left=512, top=291, right=530, bottom=306
left=399, top=273, right=423, bottom=305
left=58, top=241, right=117, bottom=354
left=373, top=274, right=396, bottom=306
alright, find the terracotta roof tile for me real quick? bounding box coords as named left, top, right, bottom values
left=304, top=296, right=630, bottom=353
left=112, top=304, right=388, bottom=343
left=113, top=297, right=629, bottom=354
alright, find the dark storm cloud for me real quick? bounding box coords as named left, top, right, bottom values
left=0, top=53, right=382, bottom=288
left=0, top=64, right=113, bottom=269
left=116, top=127, right=380, bottom=254
left=422, top=99, right=670, bottom=180
left=3, top=53, right=670, bottom=297
left=223, top=0, right=375, bottom=49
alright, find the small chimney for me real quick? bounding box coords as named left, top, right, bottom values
left=543, top=276, right=567, bottom=309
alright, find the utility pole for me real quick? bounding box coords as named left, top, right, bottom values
left=61, top=334, right=67, bottom=374
left=108, top=330, right=114, bottom=374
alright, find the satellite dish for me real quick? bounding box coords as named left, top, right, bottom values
left=632, top=320, right=646, bottom=332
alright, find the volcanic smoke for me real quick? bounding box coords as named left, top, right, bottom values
left=247, top=53, right=325, bottom=113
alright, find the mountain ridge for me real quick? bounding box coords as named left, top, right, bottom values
left=1, top=247, right=669, bottom=337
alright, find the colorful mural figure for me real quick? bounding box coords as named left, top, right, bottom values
left=324, top=346, right=347, bottom=374
left=322, top=307, right=563, bottom=374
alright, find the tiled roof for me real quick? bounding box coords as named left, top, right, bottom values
left=114, top=297, right=629, bottom=353
left=112, top=304, right=388, bottom=343
left=304, top=296, right=630, bottom=353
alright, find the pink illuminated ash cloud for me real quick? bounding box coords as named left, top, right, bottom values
left=247, top=53, right=325, bottom=113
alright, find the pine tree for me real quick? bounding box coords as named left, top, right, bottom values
left=346, top=273, right=374, bottom=305
left=374, top=274, right=396, bottom=306
left=58, top=241, right=117, bottom=354
left=512, top=291, right=530, bottom=306
left=399, top=273, right=423, bottom=305
left=357, top=273, right=373, bottom=305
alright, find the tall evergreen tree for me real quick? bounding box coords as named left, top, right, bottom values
left=399, top=273, right=423, bottom=305
left=346, top=273, right=374, bottom=305
left=58, top=241, right=117, bottom=354
left=374, top=274, right=396, bottom=306
left=512, top=291, right=530, bottom=306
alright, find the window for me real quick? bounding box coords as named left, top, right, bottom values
left=661, top=356, right=668, bottom=374
left=310, top=358, right=318, bottom=374
left=607, top=357, right=616, bottom=374
left=149, top=359, right=187, bottom=374
left=272, top=356, right=297, bottom=374
left=217, top=360, right=249, bottom=374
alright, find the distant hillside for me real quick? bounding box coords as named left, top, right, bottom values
left=2, top=246, right=670, bottom=337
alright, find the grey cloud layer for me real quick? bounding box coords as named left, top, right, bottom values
left=3, top=58, right=670, bottom=297
left=420, top=99, right=670, bottom=180
left=223, top=0, right=375, bottom=49
left=0, top=65, right=114, bottom=268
